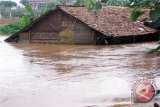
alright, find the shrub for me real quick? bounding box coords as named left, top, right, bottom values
left=0, top=22, right=23, bottom=35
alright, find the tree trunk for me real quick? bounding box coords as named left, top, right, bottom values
left=9, top=8, right=12, bottom=18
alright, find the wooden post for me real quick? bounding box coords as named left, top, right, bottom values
left=29, top=31, right=31, bottom=43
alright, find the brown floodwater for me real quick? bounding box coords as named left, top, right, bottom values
left=0, top=36, right=159, bottom=107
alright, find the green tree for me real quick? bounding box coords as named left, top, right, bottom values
left=76, top=0, right=129, bottom=8
left=0, top=4, right=7, bottom=18
left=0, top=1, right=17, bottom=18
left=12, top=7, right=26, bottom=18
left=106, top=0, right=129, bottom=6
left=20, top=0, right=28, bottom=6
left=76, top=0, right=104, bottom=10
left=21, top=3, right=37, bottom=27
left=40, top=0, right=60, bottom=15
left=21, top=0, right=60, bottom=26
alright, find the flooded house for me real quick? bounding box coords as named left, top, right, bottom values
left=5, top=5, right=159, bottom=45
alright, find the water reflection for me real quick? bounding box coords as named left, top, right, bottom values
left=0, top=36, right=159, bottom=107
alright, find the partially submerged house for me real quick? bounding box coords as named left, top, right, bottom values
left=5, top=5, right=159, bottom=45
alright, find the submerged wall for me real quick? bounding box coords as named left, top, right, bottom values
left=112, top=33, right=159, bottom=44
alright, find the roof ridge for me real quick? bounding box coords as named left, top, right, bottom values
left=58, top=5, right=129, bottom=8
left=57, top=5, right=85, bottom=7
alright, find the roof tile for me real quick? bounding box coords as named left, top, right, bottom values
left=59, top=6, right=157, bottom=36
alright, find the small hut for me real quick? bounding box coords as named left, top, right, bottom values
left=5, top=5, right=158, bottom=45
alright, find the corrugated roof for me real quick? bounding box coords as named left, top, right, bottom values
left=59, top=6, right=157, bottom=36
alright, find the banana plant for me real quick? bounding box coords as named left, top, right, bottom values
left=24, top=3, right=36, bottom=20
left=21, top=15, right=30, bottom=27
left=21, top=0, right=59, bottom=27
left=76, top=0, right=108, bottom=10
left=40, top=0, right=59, bottom=15
left=20, top=2, right=37, bottom=27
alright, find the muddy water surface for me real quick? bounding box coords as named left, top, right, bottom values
left=0, top=36, right=160, bottom=107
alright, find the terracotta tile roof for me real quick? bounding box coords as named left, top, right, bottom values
left=59, top=6, right=157, bottom=36
left=0, top=18, right=19, bottom=24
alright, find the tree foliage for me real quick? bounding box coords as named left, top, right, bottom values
left=0, top=22, right=23, bottom=35
left=24, top=3, right=36, bottom=20
left=130, top=10, right=144, bottom=21
left=18, top=3, right=37, bottom=27
left=0, top=1, right=17, bottom=7
left=0, top=1, right=17, bottom=18
left=20, top=0, right=28, bottom=5
left=76, top=0, right=129, bottom=8
left=129, top=0, right=160, bottom=22
left=1, top=0, right=61, bottom=35
left=40, top=0, right=60, bottom=15
left=76, top=0, right=107, bottom=10
left=76, top=0, right=83, bottom=6
left=106, top=0, right=129, bottom=6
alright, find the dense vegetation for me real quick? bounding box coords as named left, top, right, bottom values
left=0, top=22, right=23, bottom=35
left=0, top=1, right=17, bottom=18
left=0, top=0, right=59, bottom=35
